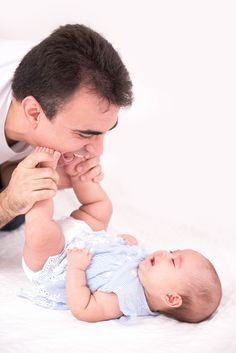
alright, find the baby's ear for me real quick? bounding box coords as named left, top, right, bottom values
left=161, top=292, right=182, bottom=308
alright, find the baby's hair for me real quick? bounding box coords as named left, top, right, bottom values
left=161, top=257, right=222, bottom=323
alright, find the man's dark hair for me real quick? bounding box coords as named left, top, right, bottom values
left=12, top=24, right=133, bottom=119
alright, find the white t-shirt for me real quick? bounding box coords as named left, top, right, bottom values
left=0, top=39, right=34, bottom=164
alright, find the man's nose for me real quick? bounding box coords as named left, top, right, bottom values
left=85, top=135, right=104, bottom=157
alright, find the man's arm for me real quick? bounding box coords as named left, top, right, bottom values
left=66, top=248, right=122, bottom=322
left=0, top=160, right=21, bottom=227
left=0, top=189, right=16, bottom=228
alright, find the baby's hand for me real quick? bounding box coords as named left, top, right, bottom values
left=59, top=153, right=84, bottom=177
left=59, top=153, right=103, bottom=182
left=67, top=248, right=93, bottom=270
left=118, top=234, right=138, bottom=246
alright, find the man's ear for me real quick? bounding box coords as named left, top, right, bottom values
left=161, top=292, right=182, bottom=308
left=21, top=96, right=43, bottom=128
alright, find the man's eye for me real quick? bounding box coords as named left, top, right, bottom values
left=79, top=133, right=93, bottom=139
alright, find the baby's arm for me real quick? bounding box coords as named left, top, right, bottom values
left=64, top=157, right=112, bottom=231
left=70, top=179, right=112, bottom=231
left=24, top=148, right=64, bottom=271
left=66, top=248, right=122, bottom=322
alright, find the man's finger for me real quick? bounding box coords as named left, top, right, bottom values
left=20, top=152, right=55, bottom=169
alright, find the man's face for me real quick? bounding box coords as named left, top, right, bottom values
left=33, top=87, right=120, bottom=157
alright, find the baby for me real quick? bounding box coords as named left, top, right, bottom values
left=20, top=147, right=222, bottom=323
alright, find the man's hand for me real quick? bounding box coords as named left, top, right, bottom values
left=67, top=248, right=93, bottom=270
left=1, top=151, right=59, bottom=218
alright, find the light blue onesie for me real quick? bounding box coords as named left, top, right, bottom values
left=20, top=217, right=159, bottom=319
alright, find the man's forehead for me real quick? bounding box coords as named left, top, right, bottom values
left=53, top=107, right=119, bottom=129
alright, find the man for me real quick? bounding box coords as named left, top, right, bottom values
left=0, top=24, right=133, bottom=231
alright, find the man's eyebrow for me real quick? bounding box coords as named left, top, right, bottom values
left=72, top=119, right=118, bottom=136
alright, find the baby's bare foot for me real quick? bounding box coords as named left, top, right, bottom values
left=35, top=147, right=61, bottom=169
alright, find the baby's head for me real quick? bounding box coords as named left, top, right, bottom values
left=138, top=249, right=222, bottom=323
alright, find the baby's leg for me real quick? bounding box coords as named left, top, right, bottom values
left=60, top=155, right=86, bottom=221
left=23, top=147, right=65, bottom=272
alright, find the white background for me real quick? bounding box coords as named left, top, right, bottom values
left=1, top=0, right=236, bottom=233
left=1, top=3, right=236, bottom=352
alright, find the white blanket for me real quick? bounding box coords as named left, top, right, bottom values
left=0, top=154, right=235, bottom=353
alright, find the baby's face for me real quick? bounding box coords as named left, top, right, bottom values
left=138, top=249, right=205, bottom=299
